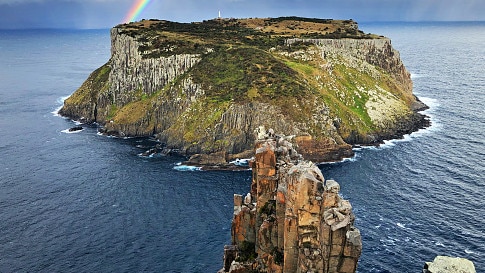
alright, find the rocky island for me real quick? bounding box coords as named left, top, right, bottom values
left=59, top=16, right=429, bottom=164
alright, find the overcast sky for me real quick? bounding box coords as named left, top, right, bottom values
left=1, top=0, right=484, bottom=29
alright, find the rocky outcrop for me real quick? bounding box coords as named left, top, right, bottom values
left=60, top=18, right=429, bottom=163
left=423, top=256, right=476, bottom=273
left=219, top=131, right=361, bottom=273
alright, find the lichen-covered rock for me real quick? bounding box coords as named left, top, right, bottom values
left=220, top=130, right=361, bottom=273
left=423, top=256, right=476, bottom=273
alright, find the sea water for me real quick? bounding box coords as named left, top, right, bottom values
left=0, top=23, right=484, bottom=272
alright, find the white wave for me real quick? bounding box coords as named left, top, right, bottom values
left=96, top=131, right=133, bottom=139
left=56, top=95, right=70, bottom=104
left=351, top=96, right=440, bottom=152
left=61, top=128, right=84, bottom=134
left=435, top=241, right=445, bottom=247
left=318, top=154, right=359, bottom=165
left=51, top=95, right=70, bottom=117
left=410, top=73, right=428, bottom=79
left=396, top=222, right=406, bottom=229
left=51, top=105, right=63, bottom=117
left=173, top=163, right=202, bottom=171
left=340, top=155, right=358, bottom=163
left=464, top=249, right=476, bottom=254
left=380, top=237, right=398, bottom=246
left=419, top=96, right=439, bottom=110
left=229, top=158, right=252, bottom=167
left=137, top=152, right=152, bottom=158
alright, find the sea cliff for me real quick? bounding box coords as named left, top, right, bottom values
left=59, top=17, right=429, bottom=163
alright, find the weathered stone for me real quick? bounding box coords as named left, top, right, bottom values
left=222, top=133, right=361, bottom=272
left=232, top=206, right=256, bottom=245
left=323, top=192, right=339, bottom=208
left=343, top=228, right=362, bottom=258
left=424, top=256, right=476, bottom=273
left=228, top=261, right=251, bottom=273
left=185, top=151, right=227, bottom=165
left=234, top=194, right=243, bottom=207
left=243, top=193, right=252, bottom=205
left=257, top=220, right=276, bottom=253
left=325, top=180, right=340, bottom=193
left=222, top=245, right=238, bottom=272
left=340, top=257, right=358, bottom=273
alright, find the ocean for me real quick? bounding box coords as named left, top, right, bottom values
left=0, top=22, right=483, bottom=272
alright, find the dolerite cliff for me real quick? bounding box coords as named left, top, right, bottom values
left=59, top=17, right=429, bottom=163
left=219, top=131, right=361, bottom=273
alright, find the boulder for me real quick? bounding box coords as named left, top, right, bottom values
left=423, top=256, right=476, bottom=273
left=68, top=126, right=83, bottom=132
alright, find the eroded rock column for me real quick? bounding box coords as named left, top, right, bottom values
left=220, top=131, right=361, bottom=273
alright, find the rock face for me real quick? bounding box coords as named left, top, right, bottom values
left=423, top=256, right=476, bottom=273
left=60, top=17, right=429, bottom=163
left=220, top=131, right=361, bottom=273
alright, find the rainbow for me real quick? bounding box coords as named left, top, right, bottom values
left=123, top=0, right=152, bottom=23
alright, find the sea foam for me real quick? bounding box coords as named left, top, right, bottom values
left=51, top=95, right=70, bottom=117
left=173, top=163, right=202, bottom=171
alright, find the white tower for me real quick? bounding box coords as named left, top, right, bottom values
left=218, top=10, right=221, bottom=19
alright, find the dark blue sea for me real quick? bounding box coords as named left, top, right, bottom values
left=0, top=22, right=484, bottom=272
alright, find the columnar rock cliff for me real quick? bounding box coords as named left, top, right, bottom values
left=219, top=130, right=361, bottom=272
left=59, top=17, right=429, bottom=163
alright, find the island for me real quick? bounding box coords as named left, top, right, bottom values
left=59, top=16, right=429, bottom=164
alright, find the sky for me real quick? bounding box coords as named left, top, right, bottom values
left=0, top=0, right=484, bottom=29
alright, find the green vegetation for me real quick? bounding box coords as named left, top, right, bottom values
left=191, top=47, right=308, bottom=103
left=236, top=241, right=257, bottom=262
left=272, top=248, right=284, bottom=265
left=117, top=17, right=376, bottom=58
left=259, top=200, right=276, bottom=215
left=284, top=59, right=316, bottom=76
left=107, top=104, right=117, bottom=120
left=64, top=63, right=110, bottom=106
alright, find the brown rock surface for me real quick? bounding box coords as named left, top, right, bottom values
left=220, top=130, right=361, bottom=273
